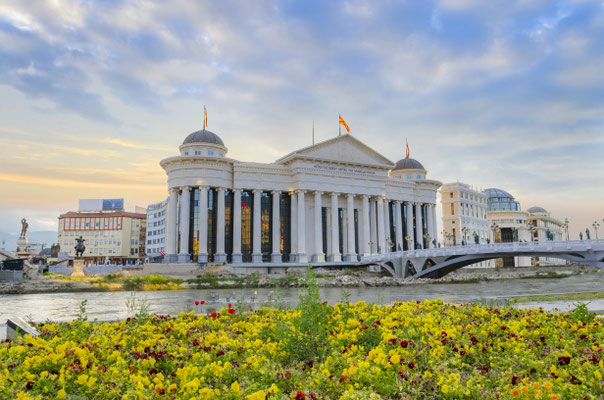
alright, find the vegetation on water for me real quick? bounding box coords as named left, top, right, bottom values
left=47, top=273, right=185, bottom=291
left=1, top=268, right=602, bottom=399
left=511, top=291, right=604, bottom=303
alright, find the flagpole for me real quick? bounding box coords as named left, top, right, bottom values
left=338, top=114, right=341, bottom=136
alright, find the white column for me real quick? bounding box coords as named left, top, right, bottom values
left=214, top=187, right=226, bottom=262
left=178, top=187, right=191, bottom=262
left=395, top=200, right=403, bottom=252
left=198, top=186, right=208, bottom=263
left=166, top=188, right=178, bottom=261
left=271, top=191, right=281, bottom=263
left=313, top=191, right=325, bottom=263
left=290, top=192, right=297, bottom=262
left=383, top=199, right=391, bottom=252
left=415, top=203, right=424, bottom=249
left=252, top=189, right=262, bottom=263
left=370, top=198, right=377, bottom=254
left=232, top=189, right=242, bottom=263
left=431, top=204, right=438, bottom=246
left=361, top=195, right=370, bottom=257
left=405, top=201, right=414, bottom=250
left=426, top=203, right=434, bottom=248
left=377, top=196, right=386, bottom=253
left=329, top=192, right=341, bottom=262
left=297, top=190, right=307, bottom=263
left=344, top=193, right=356, bottom=261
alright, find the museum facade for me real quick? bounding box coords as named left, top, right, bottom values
left=160, top=129, right=441, bottom=264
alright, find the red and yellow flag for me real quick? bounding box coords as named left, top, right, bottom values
left=406, top=139, right=410, bottom=158
left=204, top=105, right=208, bottom=128
left=339, top=115, right=350, bottom=133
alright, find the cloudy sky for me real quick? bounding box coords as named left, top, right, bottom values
left=0, top=0, right=603, bottom=239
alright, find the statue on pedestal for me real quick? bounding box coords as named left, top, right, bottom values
left=16, top=218, right=29, bottom=253
left=74, top=236, right=86, bottom=258
left=19, top=218, right=28, bottom=238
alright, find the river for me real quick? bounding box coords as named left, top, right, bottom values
left=1, top=273, right=603, bottom=339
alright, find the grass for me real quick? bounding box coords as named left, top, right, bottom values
left=511, top=291, right=604, bottom=303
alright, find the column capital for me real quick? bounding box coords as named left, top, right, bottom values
left=314, top=190, right=323, bottom=196
left=271, top=190, right=281, bottom=195
left=181, top=186, right=191, bottom=192
left=169, top=187, right=179, bottom=194
left=361, top=194, right=370, bottom=199
left=394, top=200, right=402, bottom=205
left=233, top=188, right=242, bottom=193
left=198, top=185, right=208, bottom=190
left=330, top=191, right=339, bottom=196
left=296, top=189, right=306, bottom=194
left=346, top=193, right=354, bottom=199
left=216, top=186, right=225, bottom=192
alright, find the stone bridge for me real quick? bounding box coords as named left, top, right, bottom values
left=358, top=240, right=604, bottom=280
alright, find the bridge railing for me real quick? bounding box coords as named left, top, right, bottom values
left=359, top=239, right=603, bottom=262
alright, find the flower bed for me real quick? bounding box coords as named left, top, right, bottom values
left=0, top=299, right=602, bottom=399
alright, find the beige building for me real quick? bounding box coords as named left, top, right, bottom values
left=527, top=206, right=566, bottom=265
left=57, top=210, right=146, bottom=264
left=440, top=182, right=489, bottom=246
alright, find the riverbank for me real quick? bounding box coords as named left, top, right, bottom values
left=0, top=263, right=601, bottom=294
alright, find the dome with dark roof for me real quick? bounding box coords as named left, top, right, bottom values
left=528, top=206, right=547, bottom=214
left=392, top=157, right=425, bottom=171
left=182, top=129, right=225, bottom=147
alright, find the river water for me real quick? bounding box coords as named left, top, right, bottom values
left=1, top=273, right=603, bottom=339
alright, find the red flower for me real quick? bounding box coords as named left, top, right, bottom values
left=558, top=356, right=571, bottom=366
left=400, top=340, right=408, bottom=348
left=195, top=301, right=199, bottom=306
left=294, top=391, right=306, bottom=400
left=227, top=308, right=236, bottom=315
left=209, top=312, right=218, bottom=318
left=228, top=303, right=232, bottom=307
left=200, top=300, right=205, bottom=304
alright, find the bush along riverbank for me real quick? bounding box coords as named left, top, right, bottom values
left=2, top=264, right=601, bottom=294
left=1, top=269, right=602, bottom=399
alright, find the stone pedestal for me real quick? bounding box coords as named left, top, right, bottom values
left=71, top=259, right=85, bottom=277
left=16, top=236, right=27, bottom=253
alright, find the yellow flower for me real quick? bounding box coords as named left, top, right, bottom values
left=390, top=354, right=400, bottom=364
left=231, top=381, right=240, bottom=393
left=247, top=390, right=267, bottom=400
left=57, top=389, right=67, bottom=399
left=77, top=374, right=89, bottom=385
left=442, top=384, right=449, bottom=394
left=268, top=384, right=279, bottom=394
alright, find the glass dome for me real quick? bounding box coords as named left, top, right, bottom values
left=485, top=188, right=520, bottom=212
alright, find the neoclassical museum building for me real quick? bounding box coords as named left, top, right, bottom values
left=160, top=128, right=441, bottom=265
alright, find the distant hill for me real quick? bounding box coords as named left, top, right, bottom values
left=0, top=231, right=57, bottom=252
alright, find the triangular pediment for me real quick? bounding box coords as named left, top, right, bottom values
left=277, top=134, right=394, bottom=167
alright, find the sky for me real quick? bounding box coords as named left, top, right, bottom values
left=0, top=0, right=603, bottom=240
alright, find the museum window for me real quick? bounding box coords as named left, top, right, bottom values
left=260, top=192, right=273, bottom=262
left=402, top=203, right=408, bottom=251
left=388, top=202, right=396, bottom=251
left=207, top=188, right=217, bottom=261
left=241, top=191, right=253, bottom=262
left=338, top=208, right=344, bottom=255
left=280, top=193, right=291, bottom=262
left=189, top=188, right=200, bottom=262
left=208, top=151, right=214, bottom=156
left=224, top=190, right=234, bottom=262
left=451, top=203, right=455, bottom=215
left=321, top=207, right=328, bottom=255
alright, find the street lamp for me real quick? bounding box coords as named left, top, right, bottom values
left=563, top=218, right=569, bottom=241
left=423, top=233, right=430, bottom=249
left=461, top=227, right=468, bottom=246
left=593, top=222, right=600, bottom=241
left=491, top=223, right=500, bottom=243
left=404, top=236, right=411, bottom=250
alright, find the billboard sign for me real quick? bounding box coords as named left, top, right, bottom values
left=102, top=199, right=124, bottom=211
left=79, top=198, right=124, bottom=211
